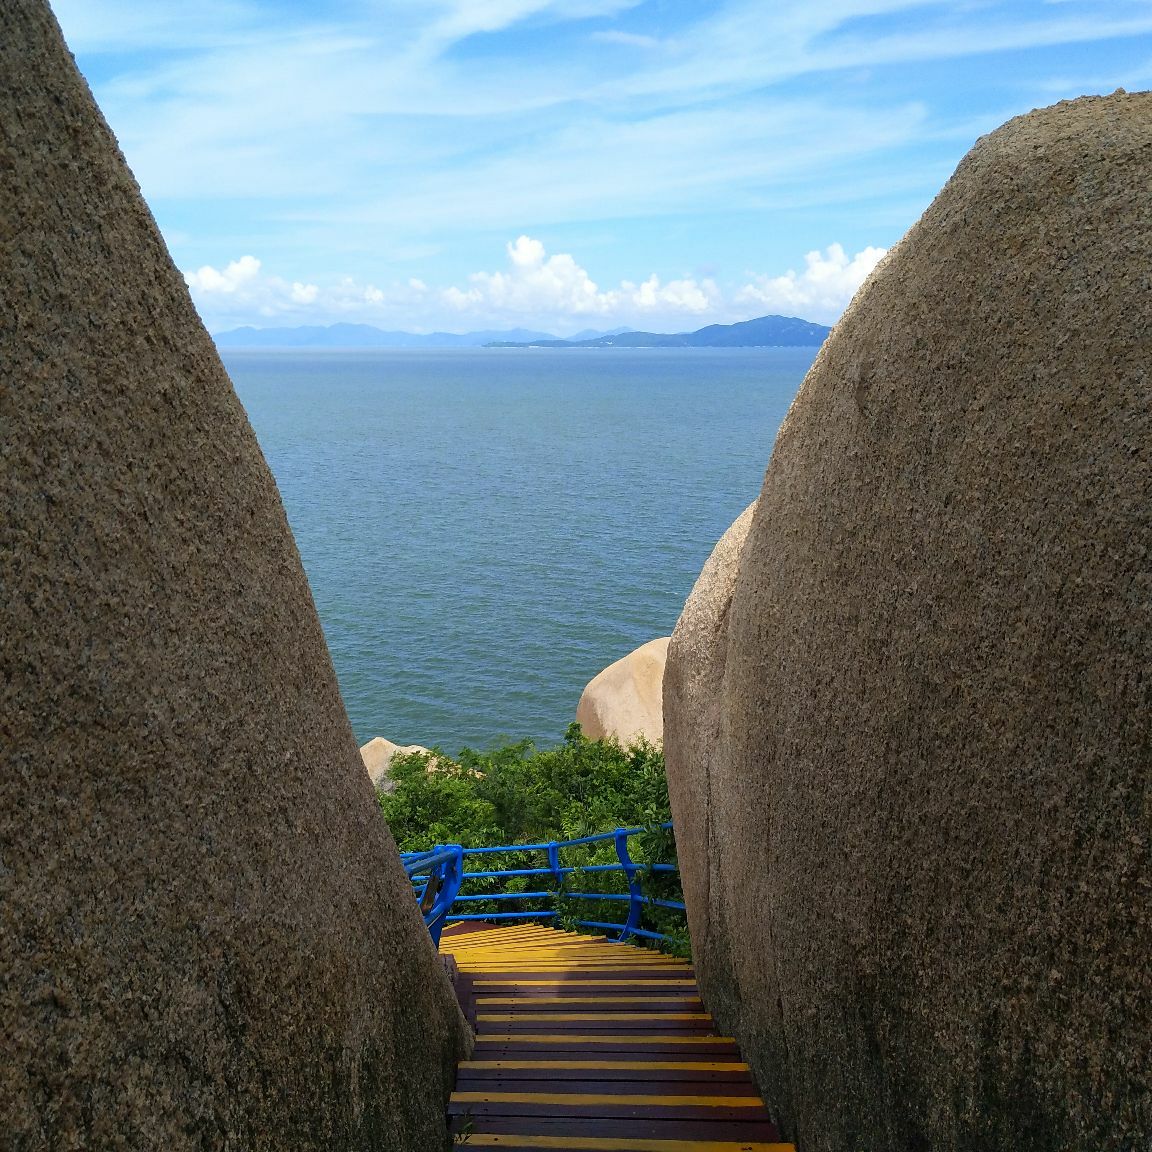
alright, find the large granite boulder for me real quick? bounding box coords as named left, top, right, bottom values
left=664, top=93, right=1151, bottom=1152
left=0, top=3, right=470, bottom=1147
left=577, top=637, right=670, bottom=745
left=663, top=504, right=754, bottom=986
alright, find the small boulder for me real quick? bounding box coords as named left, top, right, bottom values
left=360, top=736, right=433, bottom=792
left=576, top=637, right=670, bottom=745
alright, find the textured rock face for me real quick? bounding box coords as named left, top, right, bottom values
left=361, top=736, right=433, bottom=791
left=0, top=3, right=469, bottom=1148
left=664, top=93, right=1152, bottom=1152
left=663, top=504, right=754, bottom=989
left=577, top=637, right=670, bottom=745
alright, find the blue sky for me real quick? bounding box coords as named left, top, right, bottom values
left=55, top=0, right=1151, bottom=335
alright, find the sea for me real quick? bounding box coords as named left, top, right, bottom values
left=222, top=346, right=817, bottom=753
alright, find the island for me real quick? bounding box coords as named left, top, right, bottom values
left=486, top=313, right=831, bottom=348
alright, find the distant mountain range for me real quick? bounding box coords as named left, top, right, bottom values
left=487, top=314, right=830, bottom=348
left=212, top=323, right=628, bottom=348
left=211, top=315, right=830, bottom=349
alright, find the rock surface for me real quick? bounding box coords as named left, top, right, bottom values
left=0, top=3, right=470, bottom=1148
left=361, top=736, right=433, bottom=792
left=663, top=504, right=755, bottom=990
left=664, top=93, right=1152, bottom=1152
left=577, top=637, right=670, bottom=745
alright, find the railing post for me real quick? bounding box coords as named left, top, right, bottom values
left=614, top=828, right=642, bottom=943
left=546, top=840, right=562, bottom=919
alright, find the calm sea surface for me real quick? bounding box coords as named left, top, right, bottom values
left=223, top=347, right=816, bottom=752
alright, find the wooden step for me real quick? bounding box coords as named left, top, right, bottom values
left=441, top=923, right=793, bottom=1152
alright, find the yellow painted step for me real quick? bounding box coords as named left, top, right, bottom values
left=478, top=1012, right=711, bottom=1023
left=459, top=1137, right=793, bottom=1151
left=460, top=1060, right=750, bottom=1072
left=446, top=944, right=683, bottom=954
left=476, top=997, right=703, bottom=1006
left=451, top=1092, right=763, bottom=1109
left=448, top=948, right=687, bottom=960
left=460, top=962, right=692, bottom=970
left=462, top=970, right=693, bottom=977
left=472, top=979, right=699, bottom=988
left=478, top=1034, right=734, bottom=1045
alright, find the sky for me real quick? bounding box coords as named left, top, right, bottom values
left=54, top=0, right=1151, bottom=336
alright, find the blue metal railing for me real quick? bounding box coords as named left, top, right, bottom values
left=400, top=823, right=685, bottom=948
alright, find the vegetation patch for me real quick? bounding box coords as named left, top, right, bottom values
left=380, top=724, right=686, bottom=949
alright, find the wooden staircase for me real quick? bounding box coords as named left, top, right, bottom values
left=441, top=922, right=794, bottom=1151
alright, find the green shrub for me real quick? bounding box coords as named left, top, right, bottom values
left=379, top=723, right=686, bottom=949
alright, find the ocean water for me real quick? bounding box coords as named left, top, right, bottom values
left=223, top=347, right=816, bottom=752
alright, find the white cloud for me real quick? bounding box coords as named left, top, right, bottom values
left=591, top=29, right=665, bottom=48
left=420, top=0, right=640, bottom=45
left=444, top=236, right=603, bottom=315
left=183, top=238, right=882, bottom=333
left=737, top=243, right=887, bottom=323
left=290, top=282, right=320, bottom=304
left=184, top=254, right=262, bottom=293
left=441, top=236, right=721, bottom=327
left=183, top=256, right=319, bottom=321
left=624, top=274, right=718, bottom=313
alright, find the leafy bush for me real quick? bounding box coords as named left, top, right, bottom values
left=379, top=723, right=686, bottom=949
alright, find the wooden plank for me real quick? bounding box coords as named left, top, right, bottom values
left=448, top=1115, right=784, bottom=1141
left=447, top=937, right=684, bottom=963
left=450, top=1101, right=773, bottom=1123
left=472, top=979, right=700, bottom=989
left=456, top=1070, right=755, bottom=1084
left=478, top=1012, right=713, bottom=1023
left=458, top=1060, right=752, bottom=1079
left=471, top=1041, right=744, bottom=1057
left=448, top=944, right=685, bottom=957
left=475, top=990, right=702, bottom=998
left=452, top=1081, right=761, bottom=1099
left=451, top=939, right=610, bottom=951
left=450, top=934, right=608, bottom=946
left=470, top=1048, right=744, bottom=1062
left=447, top=944, right=680, bottom=953
left=459, top=965, right=685, bottom=972
left=471, top=1034, right=736, bottom=1044
left=454, top=1137, right=792, bottom=1151
left=446, top=936, right=669, bottom=950
left=480, top=1006, right=707, bottom=1013
left=476, top=1032, right=718, bottom=1041
left=449, top=944, right=667, bottom=954
left=459, top=963, right=692, bottom=972
left=476, top=996, right=704, bottom=1005
left=449, top=1092, right=764, bottom=1110
left=471, top=1031, right=737, bottom=1044
left=453, top=1069, right=760, bottom=1078
left=463, top=1064, right=751, bottom=1073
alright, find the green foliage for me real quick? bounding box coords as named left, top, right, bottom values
left=379, top=723, right=687, bottom=950
left=379, top=722, right=669, bottom=850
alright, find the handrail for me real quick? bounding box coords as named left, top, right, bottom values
left=399, top=822, right=685, bottom=948
left=402, top=845, right=464, bottom=946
